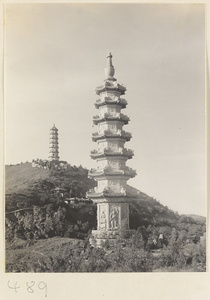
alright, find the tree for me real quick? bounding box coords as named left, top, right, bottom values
left=53, top=206, right=66, bottom=236
left=33, top=206, right=45, bottom=239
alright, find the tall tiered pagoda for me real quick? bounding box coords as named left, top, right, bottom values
left=49, top=124, right=59, bottom=161
left=87, top=53, right=136, bottom=245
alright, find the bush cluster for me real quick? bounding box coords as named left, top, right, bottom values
left=5, top=225, right=206, bottom=272
left=6, top=203, right=96, bottom=243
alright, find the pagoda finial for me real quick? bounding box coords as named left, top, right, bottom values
left=107, top=52, right=113, bottom=67
left=105, top=52, right=115, bottom=80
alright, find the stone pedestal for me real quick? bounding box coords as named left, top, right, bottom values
left=97, top=202, right=129, bottom=231
left=90, top=202, right=133, bottom=246
left=90, top=228, right=135, bottom=247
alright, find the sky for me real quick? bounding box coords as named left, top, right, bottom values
left=5, top=3, right=206, bottom=216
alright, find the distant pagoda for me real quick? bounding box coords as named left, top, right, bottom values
left=87, top=53, right=136, bottom=245
left=49, top=124, right=59, bottom=161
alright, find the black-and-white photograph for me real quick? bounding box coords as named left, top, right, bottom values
left=5, top=3, right=206, bottom=273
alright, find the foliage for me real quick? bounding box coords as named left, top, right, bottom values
left=6, top=235, right=153, bottom=273
left=5, top=222, right=206, bottom=273
left=5, top=162, right=206, bottom=272
left=6, top=203, right=97, bottom=242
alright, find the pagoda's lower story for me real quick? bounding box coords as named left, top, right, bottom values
left=87, top=53, right=136, bottom=245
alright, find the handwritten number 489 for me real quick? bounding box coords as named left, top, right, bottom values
left=7, top=280, right=47, bottom=297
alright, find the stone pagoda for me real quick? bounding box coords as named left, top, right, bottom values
left=87, top=53, right=136, bottom=245
left=49, top=124, right=59, bottom=161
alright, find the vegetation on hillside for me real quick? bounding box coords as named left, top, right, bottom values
left=5, top=162, right=206, bottom=272
left=6, top=227, right=206, bottom=272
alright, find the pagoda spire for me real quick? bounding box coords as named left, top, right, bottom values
left=105, top=52, right=115, bottom=80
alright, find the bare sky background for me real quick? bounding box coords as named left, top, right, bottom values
left=5, top=3, right=205, bottom=216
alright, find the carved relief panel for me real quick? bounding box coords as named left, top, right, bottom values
left=105, top=105, right=121, bottom=116
left=116, top=123, right=123, bottom=131
left=108, top=159, right=119, bottom=169
left=108, top=180, right=120, bottom=192
left=97, top=159, right=106, bottom=169
left=119, top=160, right=126, bottom=169
left=119, top=179, right=127, bottom=188
left=121, top=203, right=129, bottom=229
left=98, top=141, right=105, bottom=151
left=108, top=141, right=118, bottom=151
left=109, top=205, right=120, bottom=230
left=106, top=92, right=115, bottom=99
left=107, top=107, right=116, bottom=116
left=108, top=123, right=117, bottom=133
left=118, top=140, right=124, bottom=148
left=99, top=123, right=106, bottom=133
left=99, top=204, right=107, bottom=230
left=99, top=106, right=108, bottom=115
left=98, top=179, right=107, bottom=192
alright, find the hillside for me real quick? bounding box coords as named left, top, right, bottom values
left=5, top=162, right=206, bottom=272
left=5, top=162, right=51, bottom=195
left=5, top=162, right=95, bottom=196
left=5, top=162, right=96, bottom=212
left=5, top=162, right=205, bottom=226
left=186, top=214, right=206, bottom=223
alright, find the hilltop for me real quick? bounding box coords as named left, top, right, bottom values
left=5, top=161, right=95, bottom=196
left=5, top=162, right=96, bottom=212
left=5, top=162, right=51, bottom=195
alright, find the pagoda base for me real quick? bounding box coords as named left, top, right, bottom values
left=90, top=229, right=135, bottom=247
left=97, top=202, right=130, bottom=229
left=89, top=201, right=132, bottom=247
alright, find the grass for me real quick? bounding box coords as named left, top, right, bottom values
left=5, top=163, right=51, bottom=195
left=6, top=236, right=206, bottom=273
left=6, top=237, right=85, bottom=273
